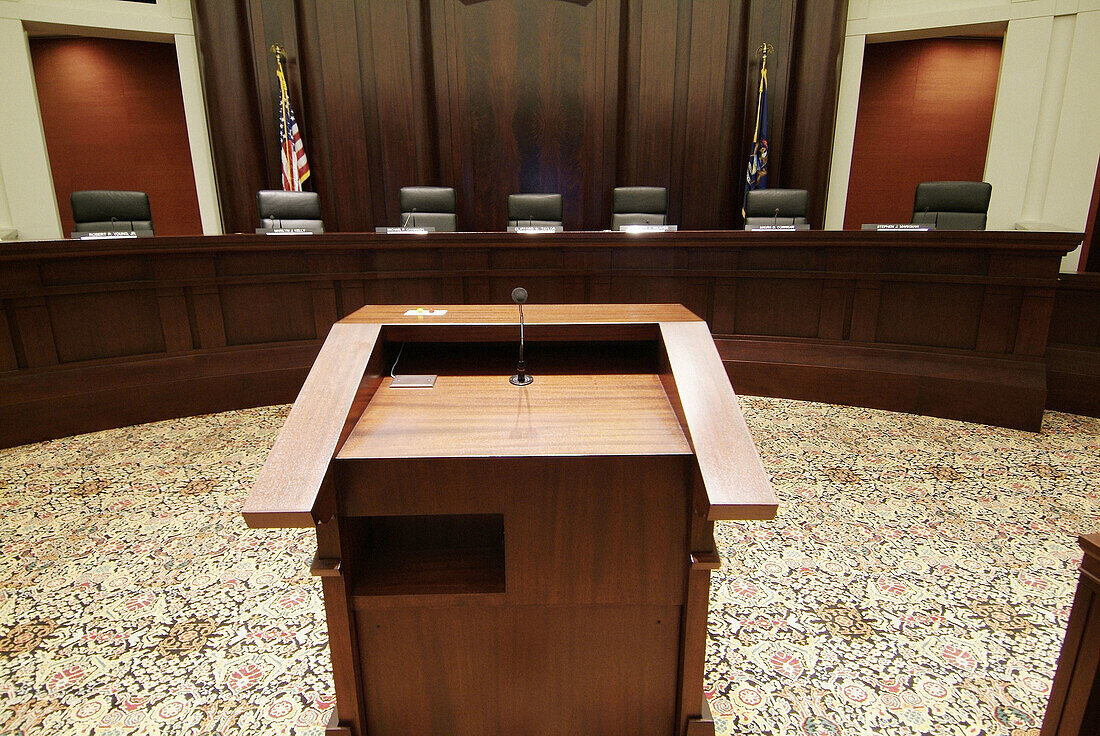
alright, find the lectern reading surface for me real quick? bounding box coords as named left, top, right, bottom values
left=244, top=304, right=777, bottom=736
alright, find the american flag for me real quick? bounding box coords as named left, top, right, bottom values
left=276, top=62, right=310, bottom=191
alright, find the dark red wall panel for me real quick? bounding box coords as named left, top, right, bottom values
left=30, top=38, right=203, bottom=236
left=844, top=38, right=1002, bottom=230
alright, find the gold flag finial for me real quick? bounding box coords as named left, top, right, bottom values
left=270, top=44, right=286, bottom=60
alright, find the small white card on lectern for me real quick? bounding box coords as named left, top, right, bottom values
left=390, top=374, right=437, bottom=389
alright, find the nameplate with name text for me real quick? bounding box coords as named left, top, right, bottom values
left=73, top=231, right=146, bottom=239
left=257, top=227, right=319, bottom=235
left=862, top=224, right=933, bottom=231
left=508, top=226, right=563, bottom=234
left=618, top=224, right=678, bottom=233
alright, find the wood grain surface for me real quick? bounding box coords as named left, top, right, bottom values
left=243, top=322, right=383, bottom=528
left=339, top=373, right=691, bottom=459
left=659, top=321, right=776, bottom=520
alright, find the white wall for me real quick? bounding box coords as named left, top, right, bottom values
left=828, top=0, right=1100, bottom=271
left=0, top=0, right=222, bottom=240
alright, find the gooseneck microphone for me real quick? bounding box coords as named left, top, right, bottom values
left=773, top=207, right=780, bottom=227
left=509, top=287, right=532, bottom=386
left=401, top=207, right=417, bottom=229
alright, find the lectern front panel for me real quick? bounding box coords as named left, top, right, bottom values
left=338, top=455, right=690, bottom=736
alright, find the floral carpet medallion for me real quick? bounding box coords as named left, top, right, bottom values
left=0, top=399, right=1097, bottom=735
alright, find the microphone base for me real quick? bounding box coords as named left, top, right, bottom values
left=509, top=373, right=533, bottom=386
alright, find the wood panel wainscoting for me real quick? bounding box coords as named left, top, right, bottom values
left=0, top=229, right=1085, bottom=449
left=1047, top=272, right=1100, bottom=419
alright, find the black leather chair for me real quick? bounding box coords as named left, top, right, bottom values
left=612, top=186, right=668, bottom=229
left=257, top=190, right=324, bottom=231
left=508, top=193, right=563, bottom=229
left=70, top=190, right=153, bottom=234
left=743, top=189, right=809, bottom=229
left=911, top=181, right=992, bottom=230
left=399, top=186, right=457, bottom=231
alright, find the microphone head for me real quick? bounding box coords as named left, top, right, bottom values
left=511, top=287, right=528, bottom=305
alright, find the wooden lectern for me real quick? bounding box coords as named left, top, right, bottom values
left=244, top=304, right=777, bottom=736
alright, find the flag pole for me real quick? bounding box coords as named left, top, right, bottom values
left=743, top=42, right=773, bottom=220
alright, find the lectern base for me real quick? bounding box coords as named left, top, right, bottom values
left=326, top=710, right=351, bottom=734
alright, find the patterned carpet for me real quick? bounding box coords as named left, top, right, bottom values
left=0, top=398, right=1097, bottom=735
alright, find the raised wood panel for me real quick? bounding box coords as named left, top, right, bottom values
left=778, top=0, right=848, bottom=228
left=876, top=282, right=984, bottom=350
left=40, top=256, right=154, bottom=287
left=48, top=291, right=165, bottom=363
left=619, top=0, right=680, bottom=211
left=246, top=0, right=301, bottom=190
left=362, top=0, right=436, bottom=226
left=1046, top=273, right=1100, bottom=418
left=734, top=278, right=822, bottom=338
left=361, top=277, right=446, bottom=306
left=219, top=283, right=317, bottom=345
left=742, top=0, right=795, bottom=195
left=677, top=1, right=746, bottom=229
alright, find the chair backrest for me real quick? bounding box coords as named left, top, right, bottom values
left=611, top=186, right=668, bottom=230
left=399, top=186, right=457, bottom=231
left=508, top=193, right=563, bottom=228
left=71, top=190, right=154, bottom=233
left=257, top=190, right=324, bottom=231
left=911, top=181, right=992, bottom=230
left=743, top=188, right=809, bottom=229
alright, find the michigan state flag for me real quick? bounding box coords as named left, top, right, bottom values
left=743, top=57, right=769, bottom=216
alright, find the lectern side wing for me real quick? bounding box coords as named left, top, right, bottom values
left=243, top=322, right=383, bottom=528
left=659, top=320, right=777, bottom=521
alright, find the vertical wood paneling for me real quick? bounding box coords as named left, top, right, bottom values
left=313, top=1, right=376, bottom=232
left=779, top=0, right=848, bottom=229
left=677, top=1, right=747, bottom=229
left=193, top=0, right=849, bottom=234
left=246, top=0, right=300, bottom=190
left=619, top=0, right=680, bottom=196
left=191, top=0, right=267, bottom=234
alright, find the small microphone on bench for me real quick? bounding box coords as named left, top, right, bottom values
left=509, top=287, right=532, bottom=386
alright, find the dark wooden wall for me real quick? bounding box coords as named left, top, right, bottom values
left=30, top=38, right=203, bottom=236
left=843, top=38, right=1002, bottom=230
left=191, top=0, right=847, bottom=234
